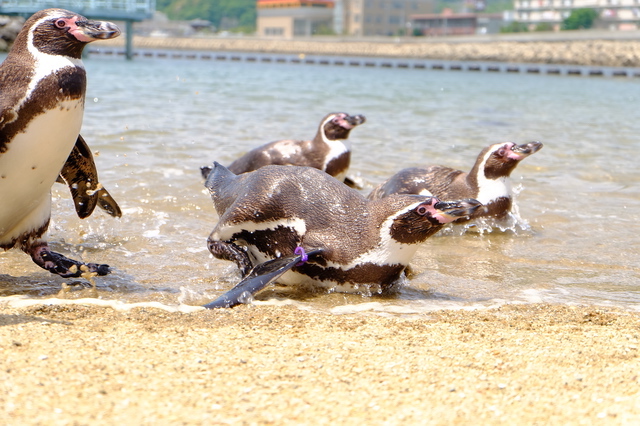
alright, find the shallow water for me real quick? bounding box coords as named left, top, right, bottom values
left=1, top=53, right=639, bottom=313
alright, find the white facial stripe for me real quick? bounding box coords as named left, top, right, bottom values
left=320, top=114, right=349, bottom=173
left=320, top=114, right=349, bottom=143
left=476, top=144, right=511, bottom=204
left=18, top=13, right=85, bottom=111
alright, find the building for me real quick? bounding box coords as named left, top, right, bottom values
left=256, top=0, right=434, bottom=37
left=513, top=0, right=640, bottom=31
left=339, top=0, right=434, bottom=36
left=410, top=11, right=504, bottom=35
left=257, top=0, right=335, bottom=37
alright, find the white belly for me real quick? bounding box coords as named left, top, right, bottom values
left=0, top=100, right=84, bottom=244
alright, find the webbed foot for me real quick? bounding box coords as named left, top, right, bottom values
left=27, top=244, right=110, bottom=278
left=207, top=239, right=252, bottom=277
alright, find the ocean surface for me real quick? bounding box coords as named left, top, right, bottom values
left=1, top=52, right=639, bottom=314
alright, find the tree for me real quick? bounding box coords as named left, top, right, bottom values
left=500, top=21, right=529, bottom=33
left=156, top=0, right=257, bottom=33
left=562, top=8, right=598, bottom=30
left=534, top=22, right=554, bottom=31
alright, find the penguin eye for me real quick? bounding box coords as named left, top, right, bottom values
left=55, top=19, right=67, bottom=29
left=497, top=148, right=506, bottom=157
left=416, top=205, right=429, bottom=216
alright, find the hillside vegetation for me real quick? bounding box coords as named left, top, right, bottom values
left=156, top=0, right=256, bottom=32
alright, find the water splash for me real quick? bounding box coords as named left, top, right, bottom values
left=439, top=184, right=533, bottom=236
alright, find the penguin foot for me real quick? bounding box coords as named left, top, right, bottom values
left=28, top=244, right=110, bottom=278
left=207, top=239, right=252, bottom=277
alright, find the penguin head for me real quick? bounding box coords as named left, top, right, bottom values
left=21, top=8, right=121, bottom=59
left=480, top=141, right=544, bottom=180
left=388, top=196, right=482, bottom=244
left=321, top=112, right=366, bottom=142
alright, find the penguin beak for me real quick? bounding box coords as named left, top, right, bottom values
left=510, top=141, right=543, bottom=158
left=346, top=114, right=366, bottom=126
left=73, top=19, right=121, bottom=41
left=433, top=199, right=482, bottom=222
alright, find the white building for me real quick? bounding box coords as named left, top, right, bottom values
left=513, top=0, right=640, bottom=31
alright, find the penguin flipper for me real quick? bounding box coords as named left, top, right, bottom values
left=204, top=249, right=323, bottom=309
left=96, top=187, right=122, bottom=218
left=59, top=135, right=121, bottom=218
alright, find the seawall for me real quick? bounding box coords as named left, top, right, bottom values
left=100, top=33, right=640, bottom=68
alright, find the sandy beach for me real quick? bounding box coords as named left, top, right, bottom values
left=1, top=301, right=638, bottom=424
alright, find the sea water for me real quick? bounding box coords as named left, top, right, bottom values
left=1, top=53, right=639, bottom=314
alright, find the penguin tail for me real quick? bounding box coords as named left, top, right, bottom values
left=204, top=162, right=236, bottom=193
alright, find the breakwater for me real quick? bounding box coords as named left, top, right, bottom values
left=99, top=34, right=640, bottom=68
left=93, top=35, right=640, bottom=77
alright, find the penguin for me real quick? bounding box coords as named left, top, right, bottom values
left=200, top=112, right=366, bottom=184
left=0, top=9, right=121, bottom=278
left=367, top=141, right=543, bottom=221
left=202, top=163, right=481, bottom=308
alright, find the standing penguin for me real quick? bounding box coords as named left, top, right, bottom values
left=200, top=112, right=366, bottom=184
left=0, top=9, right=121, bottom=278
left=368, top=141, right=543, bottom=221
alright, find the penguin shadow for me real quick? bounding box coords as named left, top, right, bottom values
left=388, top=285, right=493, bottom=304
left=0, top=312, right=71, bottom=328
left=0, top=260, right=176, bottom=301
left=241, top=278, right=481, bottom=308
left=234, top=282, right=387, bottom=307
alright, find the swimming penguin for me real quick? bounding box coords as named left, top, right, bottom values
left=202, top=162, right=481, bottom=308
left=367, top=141, right=543, bottom=221
left=0, top=9, right=121, bottom=278
left=200, top=112, right=366, bottom=184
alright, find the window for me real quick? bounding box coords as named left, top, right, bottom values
left=264, top=27, right=284, bottom=35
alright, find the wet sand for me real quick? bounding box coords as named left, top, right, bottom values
left=1, top=301, right=638, bottom=424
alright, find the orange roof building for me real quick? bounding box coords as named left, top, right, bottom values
left=257, top=0, right=335, bottom=37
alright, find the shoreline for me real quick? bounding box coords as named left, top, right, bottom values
left=100, top=34, right=640, bottom=67
left=1, top=301, right=638, bottom=423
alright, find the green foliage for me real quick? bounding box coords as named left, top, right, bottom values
left=500, top=21, right=529, bottom=33
left=534, top=22, right=554, bottom=31
left=482, top=0, right=514, bottom=13
left=157, top=0, right=257, bottom=32
left=313, top=25, right=336, bottom=36
left=434, top=0, right=513, bottom=13
left=562, top=8, right=598, bottom=30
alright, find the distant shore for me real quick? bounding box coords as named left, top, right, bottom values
left=100, top=33, right=640, bottom=67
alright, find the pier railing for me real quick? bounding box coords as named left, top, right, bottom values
left=0, top=0, right=155, bottom=21
left=0, top=0, right=156, bottom=59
